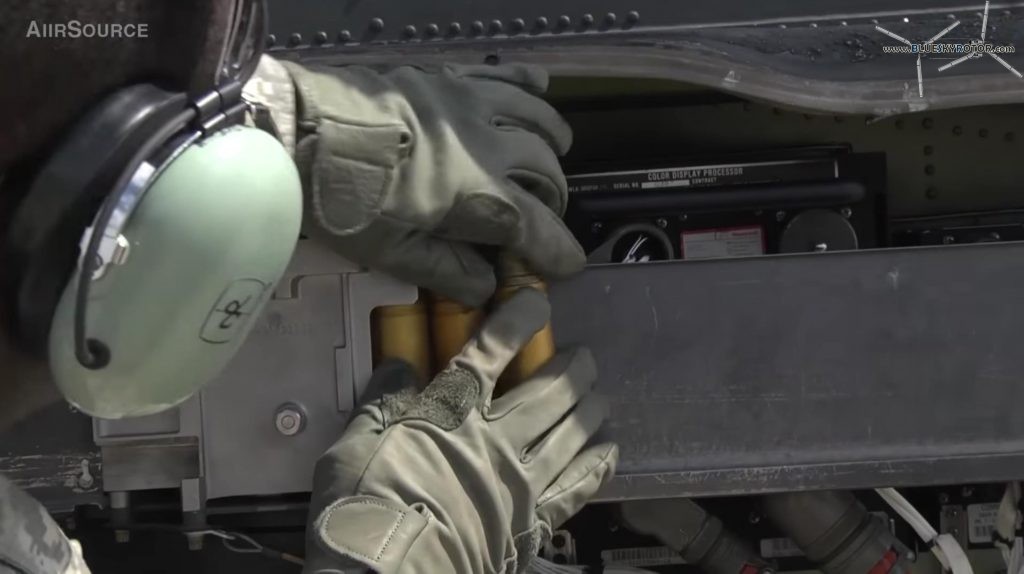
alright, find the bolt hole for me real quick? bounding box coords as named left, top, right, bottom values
left=484, top=54, right=501, bottom=65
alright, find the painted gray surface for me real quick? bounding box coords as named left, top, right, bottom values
left=549, top=242, right=1024, bottom=498
left=11, top=241, right=1024, bottom=508
left=266, top=1, right=1024, bottom=115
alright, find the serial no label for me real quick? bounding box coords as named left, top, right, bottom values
left=566, top=158, right=839, bottom=193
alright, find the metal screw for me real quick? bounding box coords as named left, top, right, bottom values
left=558, top=15, right=572, bottom=28
left=604, top=12, right=617, bottom=25
left=266, top=34, right=276, bottom=47
left=925, top=164, right=936, bottom=175
left=510, top=18, right=525, bottom=33
left=922, top=117, right=934, bottom=129
left=814, top=243, right=829, bottom=252
left=535, top=16, right=549, bottom=29
left=425, top=23, right=440, bottom=37
left=810, top=22, right=818, bottom=28
left=748, top=511, right=762, bottom=524
left=679, top=214, right=688, bottom=222
left=939, top=492, right=951, bottom=504
left=840, top=207, right=853, bottom=218
left=775, top=210, right=787, bottom=222
left=626, top=11, right=640, bottom=24
left=275, top=405, right=305, bottom=436
left=287, top=33, right=302, bottom=47
left=313, top=31, right=328, bottom=45
left=337, top=30, right=352, bottom=42
left=369, top=18, right=385, bottom=32
left=591, top=222, right=604, bottom=234
left=962, top=486, right=975, bottom=498
left=953, top=125, right=963, bottom=135
left=77, top=460, right=94, bottom=489
left=490, top=19, right=503, bottom=34
left=656, top=218, right=668, bottom=228
left=980, top=128, right=990, bottom=138
left=942, top=235, right=956, bottom=245
left=841, top=20, right=848, bottom=26
left=581, top=14, right=594, bottom=26
left=403, top=24, right=417, bottom=38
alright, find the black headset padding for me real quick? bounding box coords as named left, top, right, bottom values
left=3, top=85, right=189, bottom=355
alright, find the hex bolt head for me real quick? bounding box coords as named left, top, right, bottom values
left=275, top=405, right=306, bottom=436
left=840, top=207, right=852, bottom=218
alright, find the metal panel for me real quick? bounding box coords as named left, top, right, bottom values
left=266, top=1, right=1024, bottom=115
left=266, top=0, right=1015, bottom=46
left=548, top=242, right=1024, bottom=498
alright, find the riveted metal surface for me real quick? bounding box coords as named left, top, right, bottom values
left=265, top=1, right=1024, bottom=115
left=267, top=0, right=1022, bottom=46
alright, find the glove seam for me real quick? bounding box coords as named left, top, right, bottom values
left=535, top=446, right=616, bottom=507
left=319, top=498, right=408, bottom=562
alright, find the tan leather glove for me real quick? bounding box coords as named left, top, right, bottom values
left=246, top=56, right=584, bottom=306
left=304, top=289, right=618, bottom=573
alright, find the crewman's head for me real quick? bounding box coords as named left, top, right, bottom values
left=0, top=0, right=300, bottom=428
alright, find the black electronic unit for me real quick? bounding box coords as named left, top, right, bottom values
left=563, top=147, right=887, bottom=265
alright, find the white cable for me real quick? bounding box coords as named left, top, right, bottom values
left=994, top=483, right=1023, bottom=573
left=876, top=487, right=974, bottom=574
left=526, top=557, right=657, bottom=574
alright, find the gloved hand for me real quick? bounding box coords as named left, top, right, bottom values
left=304, top=289, right=618, bottom=573
left=267, top=58, right=582, bottom=306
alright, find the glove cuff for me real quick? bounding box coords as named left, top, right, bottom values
left=313, top=495, right=429, bottom=574
left=279, top=62, right=412, bottom=237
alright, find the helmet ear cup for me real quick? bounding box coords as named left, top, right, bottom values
left=48, top=125, right=302, bottom=419
left=2, top=85, right=188, bottom=356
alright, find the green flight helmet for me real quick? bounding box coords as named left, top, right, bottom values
left=48, top=125, right=302, bottom=419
